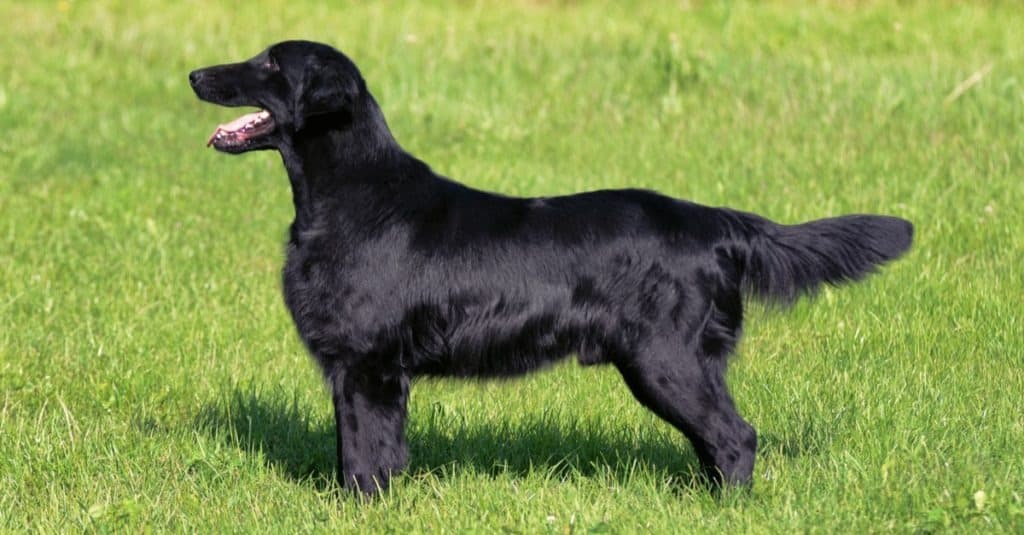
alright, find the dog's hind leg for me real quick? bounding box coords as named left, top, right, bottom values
left=328, top=361, right=410, bottom=495
left=615, top=340, right=756, bottom=487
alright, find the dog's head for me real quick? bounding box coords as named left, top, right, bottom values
left=189, top=41, right=364, bottom=153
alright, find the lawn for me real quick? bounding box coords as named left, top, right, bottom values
left=2, top=0, right=1023, bottom=532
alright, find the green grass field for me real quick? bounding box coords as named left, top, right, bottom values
left=2, top=0, right=1023, bottom=531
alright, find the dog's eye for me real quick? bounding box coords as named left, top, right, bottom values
left=263, top=58, right=280, bottom=72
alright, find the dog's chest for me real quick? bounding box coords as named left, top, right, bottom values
left=280, top=234, right=399, bottom=359
left=282, top=237, right=346, bottom=343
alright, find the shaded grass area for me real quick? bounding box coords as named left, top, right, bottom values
left=192, top=381, right=702, bottom=488
left=2, top=0, right=1023, bottom=532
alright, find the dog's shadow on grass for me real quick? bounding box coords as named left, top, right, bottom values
left=193, top=388, right=822, bottom=491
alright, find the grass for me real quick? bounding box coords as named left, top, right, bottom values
left=2, top=0, right=1023, bottom=531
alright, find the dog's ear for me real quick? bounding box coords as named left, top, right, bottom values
left=292, top=57, right=359, bottom=132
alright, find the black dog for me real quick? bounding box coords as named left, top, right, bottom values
left=189, top=41, right=912, bottom=495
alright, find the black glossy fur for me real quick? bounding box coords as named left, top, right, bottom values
left=189, top=41, right=913, bottom=495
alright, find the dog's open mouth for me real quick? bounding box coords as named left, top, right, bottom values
left=206, top=109, right=275, bottom=150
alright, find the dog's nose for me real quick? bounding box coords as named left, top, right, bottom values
left=188, top=70, right=204, bottom=86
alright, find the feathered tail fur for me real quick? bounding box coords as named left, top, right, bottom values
left=730, top=211, right=914, bottom=304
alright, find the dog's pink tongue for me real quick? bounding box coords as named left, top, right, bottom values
left=206, top=111, right=269, bottom=146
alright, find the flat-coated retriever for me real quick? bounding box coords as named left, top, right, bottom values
left=189, top=41, right=913, bottom=495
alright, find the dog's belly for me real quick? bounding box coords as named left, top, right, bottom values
left=405, top=301, right=595, bottom=378
left=281, top=241, right=626, bottom=376
left=279, top=229, right=708, bottom=379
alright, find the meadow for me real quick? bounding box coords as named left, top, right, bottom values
left=1, top=0, right=1023, bottom=531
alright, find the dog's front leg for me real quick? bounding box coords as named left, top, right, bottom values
left=329, top=362, right=410, bottom=495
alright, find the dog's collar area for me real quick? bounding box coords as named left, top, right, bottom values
left=206, top=109, right=275, bottom=149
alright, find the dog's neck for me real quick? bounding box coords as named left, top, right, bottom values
left=278, top=96, right=405, bottom=235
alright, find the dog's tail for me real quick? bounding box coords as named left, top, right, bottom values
left=727, top=211, right=914, bottom=305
